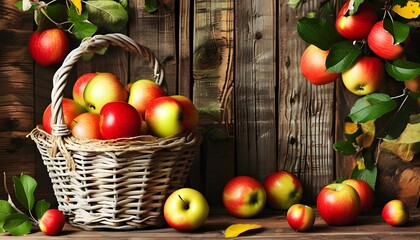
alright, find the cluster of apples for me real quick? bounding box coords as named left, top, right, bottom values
left=300, top=0, right=416, bottom=95
left=42, top=72, right=199, bottom=140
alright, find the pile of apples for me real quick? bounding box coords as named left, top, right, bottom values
left=42, top=72, right=199, bottom=140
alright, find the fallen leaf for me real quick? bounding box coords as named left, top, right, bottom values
left=70, top=0, right=82, bottom=15
left=393, top=1, right=420, bottom=19
left=224, top=223, right=262, bottom=238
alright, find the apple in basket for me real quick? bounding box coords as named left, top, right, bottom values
left=42, top=98, right=86, bottom=135
left=70, top=112, right=102, bottom=140
left=83, top=72, right=129, bottom=114
left=171, top=95, right=199, bottom=131
left=128, top=79, right=166, bottom=118
left=72, top=72, right=97, bottom=108
left=39, top=209, right=66, bottom=236
left=164, top=188, right=209, bottom=231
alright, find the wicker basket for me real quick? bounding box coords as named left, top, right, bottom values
left=27, top=33, right=202, bottom=230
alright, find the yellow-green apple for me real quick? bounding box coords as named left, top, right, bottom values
left=335, top=1, right=377, bottom=40
left=300, top=44, right=340, bottom=85
left=286, top=204, right=315, bottom=232
left=382, top=199, right=409, bottom=227
left=99, top=101, right=142, bottom=140
left=341, top=56, right=385, bottom=96
left=342, top=179, right=375, bottom=214
left=163, top=188, right=209, bottom=231
left=83, top=72, right=128, bottom=114
left=70, top=112, right=102, bottom=140
left=170, top=95, right=199, bottom=131
left=128, top=79, right=166, bottom=118
left=316, top=183, right=361, bottom=226
left=39, top=209, right=66, bottom=236
left=222, top=176, right=266, bottom=218
left=29, top=28, right=69, bottom=67
left=144, top=96, right=186, bottom=138
left=263, top=171, right=303, bottom=211
left=42, top=98, right=86, bottom=135
left=368, top=21, right=408, bottom=60
left=404, top=75, right=420, bottom=93
left=72, top=72, right=97, bottom=108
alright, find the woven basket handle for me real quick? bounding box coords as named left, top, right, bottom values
left=50, top=33, right=165, bottom=137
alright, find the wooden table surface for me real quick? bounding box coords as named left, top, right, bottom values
left=3, top=208, right=419, bottom=240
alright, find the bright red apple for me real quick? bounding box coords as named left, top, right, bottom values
left=382, top=199, right=409, bottom=227
left=368, top=21, right=407, bottom=60
left=286, top=204, right=315, bottom=232
left=342, top=179, right=375, bottom=214
left=72, top=72, right=97, bottom=108
left=222, top=176, right=266, bottom=218
left=145, top=96, right=186, bottom=138
left=316, top=183, right=361, bottom=226
left=29, top=28, right=69, bottom=67
left=171, top=95, right=199, bottom=131
left=300, top=44, right=340, bottom=85
left=39, top=209, right=66, bottom=236
left=263, top=171, right=303, bottom=211
left=100, top=101, right=142, bottom=140
left=128, top=79, right=166, bottom=118
left=42, top=98, right=86, bottom=135
left=341, top=56, right=385, bottom=95
left=70, top=112, right=102, bottom=140
left=335, top=1, right=377, bottom=40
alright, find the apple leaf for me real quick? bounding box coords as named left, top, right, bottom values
left=13, top=174, right=37, bottom=211
left=85, top=0, right=129, bottom=33
left=357, top=120, right=376, bottom=148
left=145, top=0, right=159, bottom=13
left=297, top=17, right=343, bottom=50
left=68, top=5, right=98, bottom=40
left=0, top=200, right=17, bottom=230
left=383, top=19, right=410, bottom=45
left=326, top=41, right=361, bottom=73
left=35, top=200, right=51, bottom=220
left=393, top=0, right=420, bottom=19
left=347, top=0, right=365, bottom=15
left=351, top=152, right=377, bottom=190
left=333, top=140, right=357, bottom=155
left=70, top=0, right=83, bottom=15
left=3, top=214, right=32, bottom=236
left=349, top=93, right=397, bottom=123
left=385, top=59, right=420, bottom=81
left=224, top=223, right=262, bottom=238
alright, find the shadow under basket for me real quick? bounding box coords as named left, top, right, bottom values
left=29, top=126, right=201, bottom=230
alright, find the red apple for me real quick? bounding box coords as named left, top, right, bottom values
left=300, top=44, right=340, bottom=85
left=335, top=1, right=377, bottom=40
left=263, top=171, right=303, bottom=211
left=145, top=96, right=186, bottom=138
left=39, top=209, right=66, bottom=236
left=222, top=176, right=266, bottom=218
left=341, top=56, right=385, bottom=96
left=163, top=188, right=209, bottom=231
left=42, top=98, right=86, bottom=135
left=170, top=95, right=199, bottom=131
left=72, top=72, right=97, bottom=108
left=368, top=21, right=407, bottom=60
left=382, top=199, right=409, bottom=227
left=100, top=101, right=142, bottom=140
left=128, top=79, right=166, bottom=118
left=29, top=28, right=69, bottom=67
left=83, top=72, right=129, bottom=114
left=70, top=112, right=102, bottom=140
left=286, top=204, right=315, bottom=232
left=316, top=183, right=361, bottom=226
left=342, top=179, right=375, bottom=214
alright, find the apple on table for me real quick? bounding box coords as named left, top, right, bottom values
left=342, top=179, right=375, bottom=214
left=263, top=171, right=303, bottom=211
left=382, top=199, right=409, bottom=227
left=39, top=209, right=66, bottom=236
left=286, top=204, right=315, bottom=232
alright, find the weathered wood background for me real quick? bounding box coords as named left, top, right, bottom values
left=1, top=0, right=418, bottom=208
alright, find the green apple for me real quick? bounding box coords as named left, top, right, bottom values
left=83, top=72, right=128, bottom=114
left=263, top=171, right=303, bottom=211
left=72, top=72, right=97, bottom=108
left=163, top=188, right=209, bottom=231
left=144, top=96, right=186, bottom=138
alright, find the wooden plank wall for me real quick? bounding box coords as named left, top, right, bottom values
left=1, top=0, right=418, bottom=208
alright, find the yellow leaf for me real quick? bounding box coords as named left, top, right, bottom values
left=224, top=223, right=262, bottom=238
left=357, top=160, right=366, bottom=170
left=70, top=0, right=83, bottom=15
left=393, top=0, right=420, bottom=19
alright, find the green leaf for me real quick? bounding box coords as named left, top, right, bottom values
left=35, top=200, right=50, bottom=220
left=347, top=0, right=365, bottom=15
left=385, top=59, right=420, bottom=81
left=351, top=152, right=377, bottom=190
left=85, top=0, right=129, bottom=33
left=297, top=17, right=343, bottom=50
left=13, top=174, right=37, bottom=211
left=333, top=140, right=357, bottom=155
left=145, top=0, right=159, bottom=13
left=68, top=5, right=97, bottom=40
left=3, top=214, right=32, bottom=236
left=0, top=200, right=17, bottom=227
left=383, top=19, right=410, bottom=44
left=349, top=93, right=397, bottom=123
left=326, top=41, right=361, bottom=72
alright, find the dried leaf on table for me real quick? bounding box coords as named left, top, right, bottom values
left=224, top=223, right=262, bottom=238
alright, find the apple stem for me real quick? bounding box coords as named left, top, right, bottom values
left=178, top=195, right=189, bottom=210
